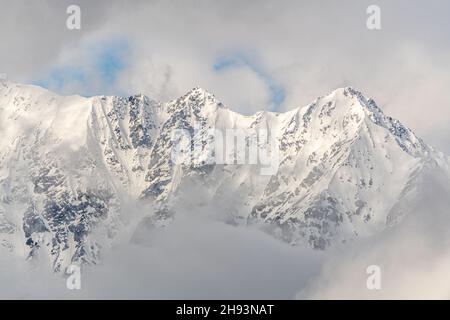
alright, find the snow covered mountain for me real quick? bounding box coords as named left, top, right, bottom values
left=0, top=80, right=448, bottom=271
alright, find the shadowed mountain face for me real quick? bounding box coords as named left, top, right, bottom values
left=0, top=80, right=448, bottom=271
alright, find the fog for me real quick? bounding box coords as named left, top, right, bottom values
left=2, top=173, right=450, bottom=299
left=0, top=207, right=325, bottom=299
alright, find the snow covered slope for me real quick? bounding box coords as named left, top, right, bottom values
left=0, top=80, right=448, bottom=271
left=249, top=88, right=447, bottom=248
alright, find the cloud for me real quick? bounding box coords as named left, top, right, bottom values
left=0, top=249, right=70, bottom=299
left=213, top=53, right=285, bottom=111
left=297, top=212, right=450, bottom=299
left=34, top=37, right=130, bottom=97
left=0, top=207, right=325, bottom=299
left=298, top=168, right=450, bottom=299
left=3, top=0, right=450, bottom=151
left=3, top=174, right=450, bottom=300
left=94, top=39, right=129, bottom=87
left=77, top=212, right=324, bottom=299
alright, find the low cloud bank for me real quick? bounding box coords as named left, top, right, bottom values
left=1, top=178, right=450, bottom=299
left=1, top=209, right=324, bottom=299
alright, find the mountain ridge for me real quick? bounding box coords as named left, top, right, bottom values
left=0, top=80, right=448, bottom=270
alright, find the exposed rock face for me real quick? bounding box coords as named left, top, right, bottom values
left=0, top=80, right=448, bottom=270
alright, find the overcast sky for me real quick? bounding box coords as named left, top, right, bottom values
left=2, top=1, right=450, bottom=299
left=1, top=0, right=450, bottom=152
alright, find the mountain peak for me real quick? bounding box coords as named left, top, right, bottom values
left=316, top=86, right=392, bottom=122
left=0, top=80, right=447, bottom=270
left=184, top=86, right=218, bottom=101
left=166, top=86, right=227, bottom=113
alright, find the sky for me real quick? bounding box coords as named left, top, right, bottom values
left=2, top=1, right=450, bottom=298
left=1, top=0, right=450, bottom=153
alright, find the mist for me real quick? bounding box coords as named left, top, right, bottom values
left=2, top=170, right=450, bottom=299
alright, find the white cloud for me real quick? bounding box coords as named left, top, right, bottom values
left=0, top=208, right=325, bottom=299
left=3, top=186, right=450, bottom=299
left=299, top=170, right=450, bottom=299
left=2, top=0, right=450, bottom=152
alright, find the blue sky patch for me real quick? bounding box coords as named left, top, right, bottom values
left=213, top=53, right=285, bottom=111
left=34, top=38, right=129, bottom=97
left=94, top=39, right=128, bottom=85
